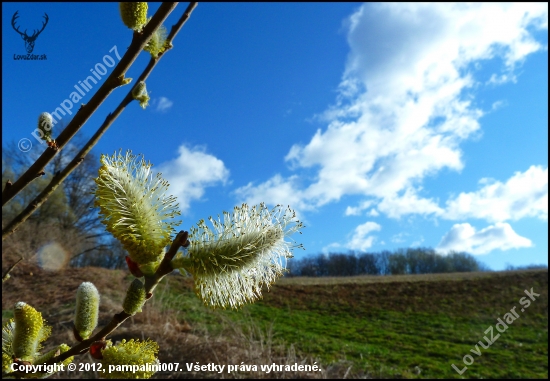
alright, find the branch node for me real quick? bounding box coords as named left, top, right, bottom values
left=114, top=74, right=133, bottom=88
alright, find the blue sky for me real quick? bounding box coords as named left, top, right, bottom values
left=2, top=3, right=548, bottom=271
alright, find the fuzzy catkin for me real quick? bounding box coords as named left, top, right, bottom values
left=101, top=339, right=159, bottom=379
left=119, top=2, right=148, bottom=31
left=74, top=282, right=100, bottom=340
left=93, top=150, right=181, bottom=266
left=37, top=112, right=53, bottom=141
left=144, top=24, right=168, bottom=58
left=123, top=279, right=146, bottom=315
left=13, top=302, right=47, bottom=361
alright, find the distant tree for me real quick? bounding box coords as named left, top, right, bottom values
left=388, top=249, right=408, bottom=275
left=505, top=263, right=548, bottom=271
left=358, top=252, right=380, bottom=275
left=446, top=251, right=480, bottom=272
left=406, top=247, right=425, bottom=274
left=378, top=250, right=392, bottom=275
left=316, top=253, right=330, bottom=276
left=299, top=256, right=319, bottom=276
left=328, top=252, right=357, bottom=276
left=70, top=237, right=127, bottom=269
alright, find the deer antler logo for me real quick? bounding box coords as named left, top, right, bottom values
left=11, top=11, right=49, bottom=54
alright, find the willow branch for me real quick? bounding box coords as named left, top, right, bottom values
left=1, top=2, right=178, bottom=208
left=165, top=1, right=198, bottom=48
left=43, top=231, right=189, bottom=367
left=2, top=2, right=199, bottom=241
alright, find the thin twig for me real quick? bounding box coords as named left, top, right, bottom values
left=2, top=257, right=22, bottom=283
left=70, top=245, right=113, bottom=260
left=1, top=2, right=178, bottom=208
left=1, top=2, right=199, bottom=242
left=165, top=1, right=199, bottom=50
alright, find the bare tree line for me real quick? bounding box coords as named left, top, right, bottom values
left=287, top=248, right=491, bottom=277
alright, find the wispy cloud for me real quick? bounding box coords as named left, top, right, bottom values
left=344, top=200, right=373, bottom=216
left=346, top=221, right=382, bottom=251
left=156, top=96, right=173, bottom=112
left=322, top=242, right=342, bottom=254
left=157, top=144, right=229, bottom=213
left=377, top=188, right=444, bottom=219
left=391, top=232, right=408, bottom=244
left=436, top=222, right=532, bottom=255
left=234, top=174, right=313, bottom=214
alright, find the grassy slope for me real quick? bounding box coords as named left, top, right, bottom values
left=170, top=270, right=548, bottom=378
left=2, top=264, right=548, bottom=379
left=281, top=270, right=547, bottom=378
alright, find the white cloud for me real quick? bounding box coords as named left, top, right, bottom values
left=487, top=73, right=517, bottom=85
left=157, top=144, right=229, bottom=213
left=368, top=208, right=379, bottom=217
left=346, top=221, right=382, bottom=251
left=344, top=200, right=373, bottom=216
left=445, top=166, right=548, bottom=222
left=234, top=174, right=312, bottom=213
left=322, top=242, right=342, bottom=254
left=391, top=232, right=408, bottom=244
left=377, top=188, right=444, bottom=219
left=156, top=97, right=173, bottom=112
left=436, top=222, right=532, bottom=255
left=235, top=3, right=547, bottom=219
left=490, top=100, right=507, bottom=111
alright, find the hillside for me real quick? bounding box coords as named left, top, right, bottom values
left=2, top=261, right=547, bottom=378
left=252, top=269, right=548, bottom=378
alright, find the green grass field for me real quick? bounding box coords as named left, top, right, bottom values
left=161, top=269, right=548, bottom=378
left=2, top=265, right=547, bottom=378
